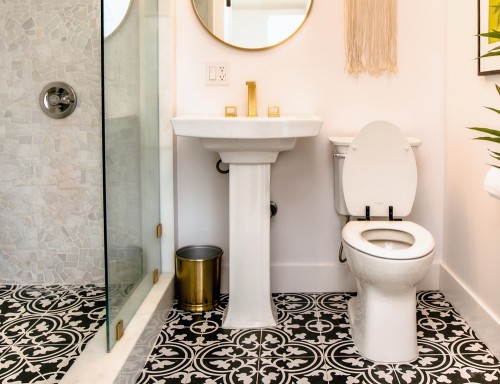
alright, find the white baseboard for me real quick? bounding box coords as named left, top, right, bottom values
left=221, top=262, right=440, bottom=293
left=440, top=264, right=500, bottom=359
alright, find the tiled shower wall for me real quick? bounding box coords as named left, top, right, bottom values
left=0, top=0, right=104, bottom=284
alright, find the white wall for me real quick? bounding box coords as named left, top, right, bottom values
left=175, top=0, right=446, bottom=292
left=443, top=1, right=500, bottom=357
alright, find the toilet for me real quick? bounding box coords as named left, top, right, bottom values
left=329, top=121, right=435, bottom=363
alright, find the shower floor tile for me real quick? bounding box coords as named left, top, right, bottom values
left=136, top=291, right=500, bottom=384
left=0, top=284, right=105, bottom=383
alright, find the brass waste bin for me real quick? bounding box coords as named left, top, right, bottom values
left=175, top=245, right=222, bottom=312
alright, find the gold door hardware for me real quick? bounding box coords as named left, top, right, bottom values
left=116, top=319, right=124, bottom=341
left=153, top=268, right=159, bottom=284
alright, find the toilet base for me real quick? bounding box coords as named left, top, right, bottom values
left=348, top=286, right=419, bottom=363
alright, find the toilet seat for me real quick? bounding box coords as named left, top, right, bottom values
left=342, top=220, right=434, bottom=260
left=343, top=121, right=417, bottom=218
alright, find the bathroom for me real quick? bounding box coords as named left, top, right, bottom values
left=1, top=0, right=500, bottom=383
left=177, top=0, right=498, bottom=354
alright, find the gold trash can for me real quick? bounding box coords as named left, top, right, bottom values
left=175, top=245, right=222, bottom=312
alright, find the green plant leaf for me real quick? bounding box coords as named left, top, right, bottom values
left=467, top=127, right=500, bottom=137
left=474, top=137, right=500, bottom=144
left=478, top=30, right=500, bottom=38
left=466, top=78, right=500, bottom=167
left=489, top=151, right=500, bottom=159
left=475, top=43, right=500, bottom=59
left=489, top=149, right=500, bottom=157
left=480, top=51, right=500, bottom=58
left=485, top=106, right=500, bottom=115
left=486, top=46, right=500, bottom=53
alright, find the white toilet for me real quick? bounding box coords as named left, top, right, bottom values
left=329, top=121, right=435, bottom=363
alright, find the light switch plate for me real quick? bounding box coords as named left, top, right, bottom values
left=206, top=63, right=229, bottom=85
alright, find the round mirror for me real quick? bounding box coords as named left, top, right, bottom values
left=192, top=0, right=313, bottom=50
left=104, top=0, right=132, bottom=38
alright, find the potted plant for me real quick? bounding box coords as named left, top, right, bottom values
left=468, top=99, right=500, bottom=198
left=468, top=30, right=500, bottom=198
left=467, top=83, right=500, bottom=170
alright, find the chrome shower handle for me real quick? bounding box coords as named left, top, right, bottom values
left=48, top=93, right=71, bottom=106
left=39, top=82, right=77, bottom=119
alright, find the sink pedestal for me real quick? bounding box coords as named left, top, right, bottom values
left=170, top=115, right=323, bottom=329
left=222, top=163, right=277, bottom=328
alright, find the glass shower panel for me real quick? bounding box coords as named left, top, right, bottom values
left=102, top=0, right=160, bottom=351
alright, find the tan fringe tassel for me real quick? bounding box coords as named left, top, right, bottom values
left=345, top=0, right=398, bottom=75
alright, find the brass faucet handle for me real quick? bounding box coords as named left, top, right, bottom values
left=268, top=106, right=280, bottom=117
left=225, top=106, right=237, bottom=117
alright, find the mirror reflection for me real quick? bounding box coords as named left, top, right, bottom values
left=192, top=0, right=312, bottom=50
left=104, top=0, right=132, bottom=38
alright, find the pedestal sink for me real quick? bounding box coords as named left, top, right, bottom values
left=171, top=114, right=323, bottom=328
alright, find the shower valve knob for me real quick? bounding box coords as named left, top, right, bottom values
left=39, top=81, right=77, bottom=119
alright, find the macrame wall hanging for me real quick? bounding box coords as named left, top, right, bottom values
left=345, top=0, right=398, bottom=75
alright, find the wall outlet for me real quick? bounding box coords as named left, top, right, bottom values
left=206, top=63, right=229, bottom=85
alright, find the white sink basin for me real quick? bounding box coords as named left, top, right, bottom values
left=171, top=114, right=323, bottom=138
left=171, top=114, right=323, bottom=163
left=171, top=114, right=323, bottom=328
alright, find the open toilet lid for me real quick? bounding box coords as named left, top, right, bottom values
left=343, top=121, right=417, bottom=218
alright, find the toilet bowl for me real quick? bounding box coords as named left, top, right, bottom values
left=329, top=121, right=435, bottom=363
left=343, top=220, right=434, bottom=362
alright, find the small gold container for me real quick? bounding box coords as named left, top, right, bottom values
left=175, top=245, right=222, bottom=312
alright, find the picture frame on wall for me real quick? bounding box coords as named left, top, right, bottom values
left=478, top=0, right=500, bottom=75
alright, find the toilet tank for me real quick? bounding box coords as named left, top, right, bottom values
left=329, top=136, right=422, bottom=216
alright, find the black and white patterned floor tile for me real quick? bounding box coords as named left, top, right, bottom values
left=0, top=284, right=106, bottom=383
left=136, top=291, right=500, bottom=384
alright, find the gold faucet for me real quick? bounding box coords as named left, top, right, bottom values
left=246, top=81, right=257, bottom=117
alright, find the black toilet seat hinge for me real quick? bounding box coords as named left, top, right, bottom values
left=389, top=206, right=402, bottom=221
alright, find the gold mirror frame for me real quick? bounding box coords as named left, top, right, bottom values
left=191, top=0, right=313, bottom=51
